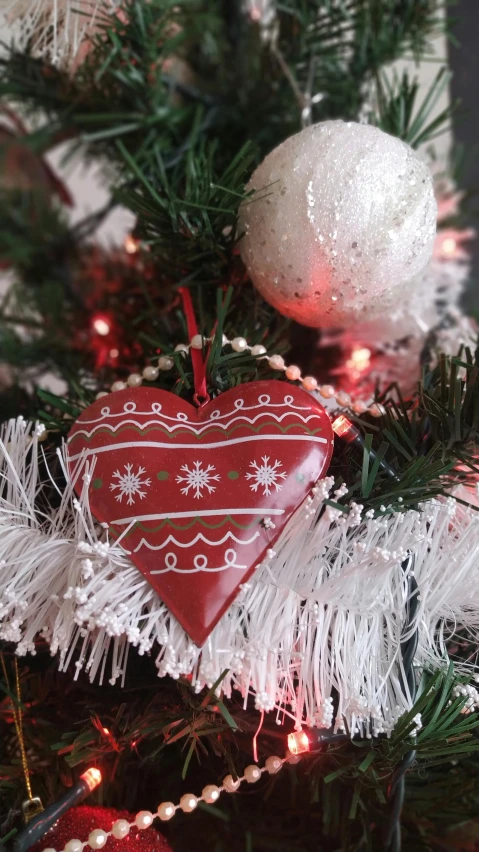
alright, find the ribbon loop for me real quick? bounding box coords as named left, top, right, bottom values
left=179, top=287, right=209, bottom=406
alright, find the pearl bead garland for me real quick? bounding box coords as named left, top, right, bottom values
left=64, top=841, right=82, bottom=852
left=135, top=811, right=154, bottom=829
left=180, top=793, right=198, bottom=813
left=244, top=764, right=262, bottom=783
left=157, top=802, right=175, bottom=821
left=223, top=774, right=241, bottom=792
left=231, top=336, right=248, bottom=352
left=111, top=819, right=130, bottom=839
left=202, top=783, right=221, bottom=803
left=158, top=355, right=174, bottom=370
left=190, top=334, right=204, bottom=350
left=42, top=754, right=291, bottom=852
left=265, top=755, right=283, bottom=774
left=127, top=373, right=142, bottom=388
left=100, top=333, right=385, bottom=418
left=142, top=365, right=159, bottom=381
left=88, top=829, right=108, bottom=849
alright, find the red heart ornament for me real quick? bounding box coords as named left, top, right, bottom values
left=67, top=381, right=334, bottom=646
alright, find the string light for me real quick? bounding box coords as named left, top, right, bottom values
left=91, top=316, right=111, bottom=337
left=434, top=226, right=475, bottom=261
left=80, top=768, right=102, bottom=793
left=288, top=731, right=310, bottom=755
left=288, top=728, right=350, bottom=756
left=332, top=414, right=360, bottom=443
left=13, top=769, right=102, bottom=852
left=441, top=236, right=457, bottom=257
left=346, top=346, right=372, bottom=380
left=38, top=755, right=291, bottom=852
left=124, top=234, right=140, bottom=254
left=332, top=413, right=398, bottom=480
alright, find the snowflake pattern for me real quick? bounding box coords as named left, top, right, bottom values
left=246, top=456, right=287, bottom=496
left=176, top=461, right=220, bottom=499
left=110, top=463, right=151, bottom=505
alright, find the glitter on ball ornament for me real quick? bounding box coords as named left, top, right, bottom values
left=30, top=806, right=171, bottom=852
left=239, top=120, right=437, bottom=329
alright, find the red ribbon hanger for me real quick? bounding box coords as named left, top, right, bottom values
left=179, top=287, right=209, bottom=405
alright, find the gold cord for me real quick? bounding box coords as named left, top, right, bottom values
left=1, top=653, right=33, bottom=801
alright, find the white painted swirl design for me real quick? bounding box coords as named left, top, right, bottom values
left=68, top=410, right=324, bottom=440
left=78, top=395, right=312, bottom=425
left=150, top=548, right=248, bottom=574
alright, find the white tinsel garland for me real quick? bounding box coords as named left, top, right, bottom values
left=0, top=0, right=118, bottom=63
left=1, top=417, right=479, bottom=734
left=1, top=0, right=277, bottom=62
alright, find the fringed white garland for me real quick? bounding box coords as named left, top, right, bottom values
left=1, top=1, right=279, bottom=63
left=0, top=0, right=117, bottom=64
left=1, top=417, right=479, bottom=735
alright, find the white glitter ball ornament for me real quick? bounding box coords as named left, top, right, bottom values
left=239, top=120, right=437, bottom=328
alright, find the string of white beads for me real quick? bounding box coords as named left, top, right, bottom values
left=43, top=755, right=289, bottom=852
left=101, top=333, right=385, bottom=418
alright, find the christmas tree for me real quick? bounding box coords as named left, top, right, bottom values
left=1, top=2, right=479, bottom=850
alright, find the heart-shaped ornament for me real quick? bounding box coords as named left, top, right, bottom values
left=67, top=381, right=334, bottom=646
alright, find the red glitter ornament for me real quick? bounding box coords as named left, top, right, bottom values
left=31, top=805, right=172, bottom=852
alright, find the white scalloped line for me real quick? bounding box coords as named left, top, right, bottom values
left=78, top=399, right=312, bottom=425
left=149, top=564, right=247, bottom=574
left=68, top=411, right=324, bottom=440
left=133, top=530, right=261, bottom=552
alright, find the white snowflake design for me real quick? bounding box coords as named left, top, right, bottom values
left=246, top=456, right=287, bottom=496
left=176, top=461, right=220, bottom=499
left=110, top=463, right=151, bottom=505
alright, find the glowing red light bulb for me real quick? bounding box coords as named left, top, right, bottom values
left=331, top=414, right=360, bottom=443
left=124, top=234, right=139, bottom=254
left=91, top=315, right=111, bottom=337
left=441, top=236, right=457, bottom=257
left=346, top=346, right=371, bottom=378
left=80, top=767, right=102, bottom=792
left=287, top=731, right=311, bottom=755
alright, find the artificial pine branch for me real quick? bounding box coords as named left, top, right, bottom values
left=0, top=1, right=450, bottom=167
left=0, top=0, right=454, bottom=403
left=116, top=138, right=256, bottom=284
left=374, top=68, right=459, bottom=149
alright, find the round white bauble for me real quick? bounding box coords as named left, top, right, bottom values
left=239, top=120, right=437, bottom=328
